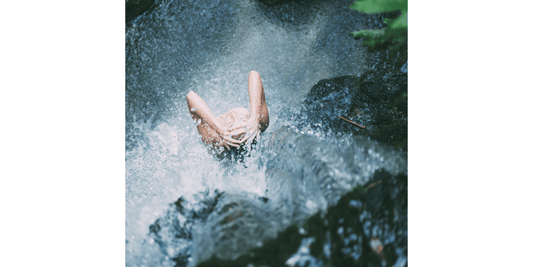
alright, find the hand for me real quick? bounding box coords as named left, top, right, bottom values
left=230, top=116, right=260, bottom=146
left=216, top=126, right=244, bottom=150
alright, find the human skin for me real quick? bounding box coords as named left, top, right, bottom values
left=186, top=70, right=269, bottom=151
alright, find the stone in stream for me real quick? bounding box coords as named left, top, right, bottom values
left=297, top=67, right=408, bottom=150
left=191, top=192, right=281, bottom=264
left=197, top=168, right=407, bottom=267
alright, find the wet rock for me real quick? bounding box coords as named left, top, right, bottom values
left=299, top=67, right=408, bottom=150
left=262, top=126, right=406, bottom=229
left=147, top=190, right=281, bottom=266
left=304, top=168, right=407, bottom=267
left=146, top=190, right=224, bottom=266
left=299, top=75, right=360, bottom=132
left=126, top=0, right=155, bottom=24
left=256, top=0, right=303, bottom=6
left=197, top=169, right=407, bottom=267
left=192, top=192, right=281, bottom=264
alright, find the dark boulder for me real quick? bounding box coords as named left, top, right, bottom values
left=197, top=169, right=408, bottom=267
left=256, top=0, right=304, bottom=6
left=126, top=0, right=155, bottom=24
left=192, top=192, right=281, bottom=264
left=299, top=67, right=407, bottom=150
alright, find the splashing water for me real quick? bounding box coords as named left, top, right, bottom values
left=126, top=0, right=400, bottom=266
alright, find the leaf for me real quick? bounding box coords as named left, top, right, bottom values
left=349, top=0, right=407, bottom=52
left=388, top=11, right=407, bottom=30
left=351, top=29, right=386, bottom=39
left=387, top=93, right=407, bottom=108
left=350, top=0, right=407, bottom=14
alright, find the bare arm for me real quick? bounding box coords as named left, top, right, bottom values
left=186, top=91, right=242, bottom=148
left=236, top=71, right=269, bottom=145
left=187, top=91, right=223, bottom=134
left=248, top=70, right=269, bottom=132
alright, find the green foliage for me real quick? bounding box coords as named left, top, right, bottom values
left=350, top=0, right=406, bottom=13
left=350, top=0, right=407, bottom=52
left=387, top=92, right=407, bottom=109
left=354, top=185, right=367, bottom=193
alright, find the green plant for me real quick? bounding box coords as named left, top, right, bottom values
left=350, top=0, right=407, bottom=52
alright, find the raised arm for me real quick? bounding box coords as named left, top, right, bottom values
left=236, top=71, right=269, bottom=145
left=186, top=91, right=242, bottom=149
left=248, top=70, right=269, bottom=132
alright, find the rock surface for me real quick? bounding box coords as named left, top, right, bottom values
left=126, top=0, right=155, bottom=24
left=197, top=169, right=407, bottom=267
left=192, top=192, right=280, bottom=264
left=297, top=66, right=408, bottom=150
left=256, top=0, right=304, bottom=6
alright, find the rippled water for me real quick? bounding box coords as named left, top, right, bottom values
left=125, top=0, right=401, bottom=266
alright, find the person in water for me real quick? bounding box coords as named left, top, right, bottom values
left=186, top=70, right=269, bottom=153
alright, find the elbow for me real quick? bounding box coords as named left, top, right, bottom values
left=249, top=70, right=260, bottom=79
left=186, top=91, right=195, bottom=100
left=186, top=91, right=198, bottom=113
left=260, top=121, right=269, bottom=132
left=186, top=91, right=199, bottom=106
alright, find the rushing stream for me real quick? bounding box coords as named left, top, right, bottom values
left=126, top=0, right=406, bottom=266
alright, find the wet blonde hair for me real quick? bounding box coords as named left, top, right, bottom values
left=217, top=107, right=250, bottom=129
